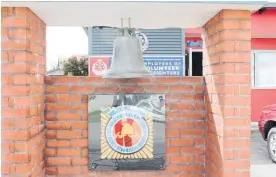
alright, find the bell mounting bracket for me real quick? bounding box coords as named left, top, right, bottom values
left=119, top=18, right=135, bottom=36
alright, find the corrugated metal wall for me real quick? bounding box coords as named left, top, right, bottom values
left=88, top=27, right=185, bottom=56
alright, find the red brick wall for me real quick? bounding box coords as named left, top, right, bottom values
left=203, top=10, right=251, bottom=177
left=44, top=76, right=205, bottom=176
left=1, top=7, right=46, bottom=176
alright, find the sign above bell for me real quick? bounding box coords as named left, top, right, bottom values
left=103, top=21, right=153, bottom=79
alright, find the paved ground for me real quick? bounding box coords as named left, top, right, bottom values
left=251, top=130, right=275, bottom=177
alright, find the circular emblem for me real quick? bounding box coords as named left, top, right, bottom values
left=105, top=106, right=149, bottom=154
left=135, top=29, right=149, bottom=53
left=92, top=59, right=108, bottom=75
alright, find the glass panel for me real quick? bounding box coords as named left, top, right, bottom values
left=255, top=52, right=276, bottom=87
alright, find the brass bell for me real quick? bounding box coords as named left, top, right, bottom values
left=103, top=26, right=153, bottom=79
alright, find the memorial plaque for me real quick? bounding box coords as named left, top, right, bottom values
left=88, top=93, right=166, bottom=171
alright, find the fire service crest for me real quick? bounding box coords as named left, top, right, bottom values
left=100, top=105, right=153, bottom=159
left=88, top=94, right=165, bottom=171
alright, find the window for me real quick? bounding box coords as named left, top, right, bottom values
left=252, top=51, right=276, bottom=88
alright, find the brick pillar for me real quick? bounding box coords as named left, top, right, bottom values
left=1, top=7, right=46, bottom=176
left=203, top=10, right=251, bottom=177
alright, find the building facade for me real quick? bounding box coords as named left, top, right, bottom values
left=185, top=8, right=276, bottom=122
